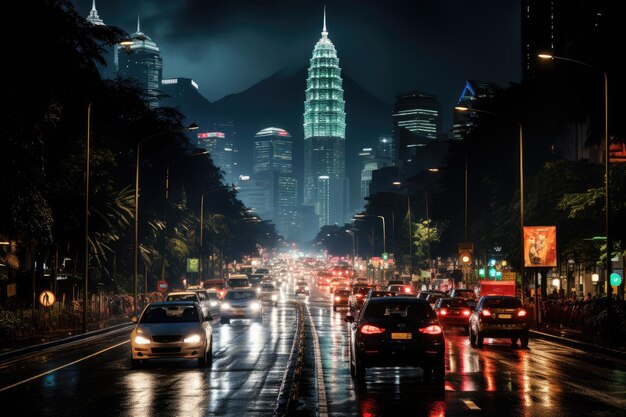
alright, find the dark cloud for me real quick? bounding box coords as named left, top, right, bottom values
left=77, top=0, right=520, bottom=130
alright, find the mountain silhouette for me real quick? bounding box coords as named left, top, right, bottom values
left=209, top=66, right=392, bottom=211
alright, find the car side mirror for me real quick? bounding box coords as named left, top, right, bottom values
left=132, top=316, right=138, bottom=324
left=344, top=315, right=354, bottom=323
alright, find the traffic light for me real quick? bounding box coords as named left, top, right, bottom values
left=382, top=252, right=389, bottom=261
left=488, top=267, right=497, bottom=278
left=478, top=268, right=486, bottom=278
left=460, top=252, right=472, bottom=265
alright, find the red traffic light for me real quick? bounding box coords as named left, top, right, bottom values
left=460, top=253, right=472, bottom=264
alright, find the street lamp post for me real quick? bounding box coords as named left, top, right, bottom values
left=455, top=106, right=525, bottom=301
left=133, top=123, right=198, bottom=316
left=346, top=230, right=356, bottom=270
left=83, top=103, right=91, bottom=334
left=198, top=186, right=233, bottom=284
left=538, top=53, right=612, bottom=301
left=354, top=215, right=386, bottom=254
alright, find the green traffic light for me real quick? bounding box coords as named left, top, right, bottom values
left=489, top=268, right=496, bottom=278
left=478, top=268, right=485, bottom=277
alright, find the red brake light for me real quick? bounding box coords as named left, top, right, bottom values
left=360, top=324, right=385, bottom=334
left=334, top=296, right=341, bottom=301
left=481, top=309, right=492, bottom=317
left=438, top=308, right=448, bottom=316
left=419, top=325, right=443, bottom=335
left=517, top=310, right=527, bottom=317
left=404, top=287, right=411, bottom=293
left=356, top=294, right=363, bottom=298
left=462, top=309, right=471, bottom=316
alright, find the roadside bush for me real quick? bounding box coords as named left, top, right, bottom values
left=0, top=308, right=26, bottom=338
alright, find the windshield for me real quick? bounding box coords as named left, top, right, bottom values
left=228, top=278, right=249, bottom=287
left=140, top=305, right=199, bottom=323
left=225, top=291, right=257, bottom=301
left=166, top=294, right=197, bottom=302
left=482, top=297, right=522, bottom=309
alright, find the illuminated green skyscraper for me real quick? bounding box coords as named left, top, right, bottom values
left=303, top=8, right=347, bottom=230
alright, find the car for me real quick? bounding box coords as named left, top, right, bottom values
left=330, top=277, right=351, bottom=293
left=295, top=280, right=310, bottom=295
left=165, top=291, right=211, bottom=319
left=333, top=289, right=351, bottom=311
left=449, top=288, right=479, bottom=309
left=348, top=285, right=374, bottom=311
left=344, top=296, right=445, bottom=387
left=258, top=283, right=279, bottom=306
left=220, top=289, right=262, bottom=324
left=433, top=298, right=472, bottom=331
left=130, top=301, right=213, bottom=368
left=227, top=274, right=251, bottom=289
left=365, top=290, right=397, bottom=300
left=468, top=296, right=530, bottom=348
left=205, top=289, right=222, bottom=316
left=387, top=283, right=415, bottom=295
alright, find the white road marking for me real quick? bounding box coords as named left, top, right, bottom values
left=0, top=340, right=129, bottom=392
left=307, top=306, right=329, bottom=417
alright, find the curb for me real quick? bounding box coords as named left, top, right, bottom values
left=0, top=322, right=134, bottom=362
left=530, top=329, right=626, bottom=359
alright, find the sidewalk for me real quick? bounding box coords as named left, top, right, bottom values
left=530, top=325, right=626, bottom=359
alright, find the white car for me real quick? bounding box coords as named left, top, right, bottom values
left=165, top=291, right=211, bottom=319
left=130, top=301, right=213, bottom=368
left=220, top=289, right=262, bottom=324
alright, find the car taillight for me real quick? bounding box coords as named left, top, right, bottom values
left=334, top=296, right=341, bottom=301
left=462, top=309, right=471, bottom=316
left=481, top=309, right=492, bottom=317
left=404, top=287, right=412, bottom=293
left=356, top=294, right=363, bottom=298
left=419, top=325, right=443, bottom=335
left=360, top=324, right=385, bottom=334
left=517, top=309, right=527, bottom=317
left=438, top=308, right=448, bottom=316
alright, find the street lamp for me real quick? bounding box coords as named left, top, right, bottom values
left=455, top=106, right=525, bottom=297
left=538, top=53, right=612, bottom=301
left=345, top=230, right=356, bottom=269
left=133, top=123, right=199, bottom=316
left=83, top=103, right=92, bottom=334
left=353, top=214, right=386, bottom=254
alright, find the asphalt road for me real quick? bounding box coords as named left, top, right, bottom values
left=1, top=277, right=625, bottom=417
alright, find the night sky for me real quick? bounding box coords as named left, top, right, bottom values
left=77, top=0, right=521, bottom=130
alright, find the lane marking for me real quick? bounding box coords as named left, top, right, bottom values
left=461, top=398, right=481, bottom=410
left=0, top=340, right=128, bottom=392
left=306, top=305, right=329, bottom=417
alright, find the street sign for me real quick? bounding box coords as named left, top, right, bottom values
left=157, top=280, right=169, bottom=293
left=458, top=242, right=474, bottom=254
left=186, top=258, right=199, bottom=273
left=39, top=290, right=56, bottom=307
left=502, top=272, right=517, bottom=281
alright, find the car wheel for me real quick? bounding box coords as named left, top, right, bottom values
left=476, top=330, right=484, bottom=348
left=469, top=327, right=477, bottom=347
left=198, top=354, right=207, bottom=367
left=520, top=332, right=529, bottom=348
left=511, top=337, right=519, bottom=346
left=433, top=360, right=445, bottom=385
left=333, top=305, right=337, bottom=311
left=274, top=302, right=278, bottom=307
left=220, top=317, right=230, bottom=324
left=349, top=348, right=356, bottom=377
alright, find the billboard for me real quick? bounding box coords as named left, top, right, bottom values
left=524, top=226, right=557, bottom=267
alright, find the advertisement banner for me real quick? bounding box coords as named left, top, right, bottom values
left=524, top=226, right=557, bottom=267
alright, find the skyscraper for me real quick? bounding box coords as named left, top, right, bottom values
left=196, top=131, right=235, bottom=184
left=251, top=127, right=298, bottom=238
left=303, top=9, right=347, bottom=230
left=116, top=16, right=163, bottom=107
left=451, top=80, right=500, bottom=140
left=85, top=1, right=115, bottom=80
left=392, top=91, right=441, bottom=146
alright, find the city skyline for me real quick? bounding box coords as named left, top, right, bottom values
left=76, top=0, right=520, bottom=132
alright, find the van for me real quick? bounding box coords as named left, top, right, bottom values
left=227, top=274, right=251, bottom=289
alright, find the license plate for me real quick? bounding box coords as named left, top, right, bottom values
left=498, top=314, right=512, bottom=319
left=391, top=332, right=412, bottom=340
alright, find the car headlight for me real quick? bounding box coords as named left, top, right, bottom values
left=134, top=335, right=151, bottom=345
left=210, top=301, right=218, bottom=307
left=271, top=294, right=278, bottom=301
left=304, top=286, right=310, bottom=291
left=221, top=302, right=231, bottom=310
left=183, top=334, right=202, bottom=343
left=250, top=302, right=261, bottom=311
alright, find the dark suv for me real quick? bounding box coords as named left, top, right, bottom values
left=469, top=296, right=529, bottom=348
left=345, top=296, right=445, bottom=388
